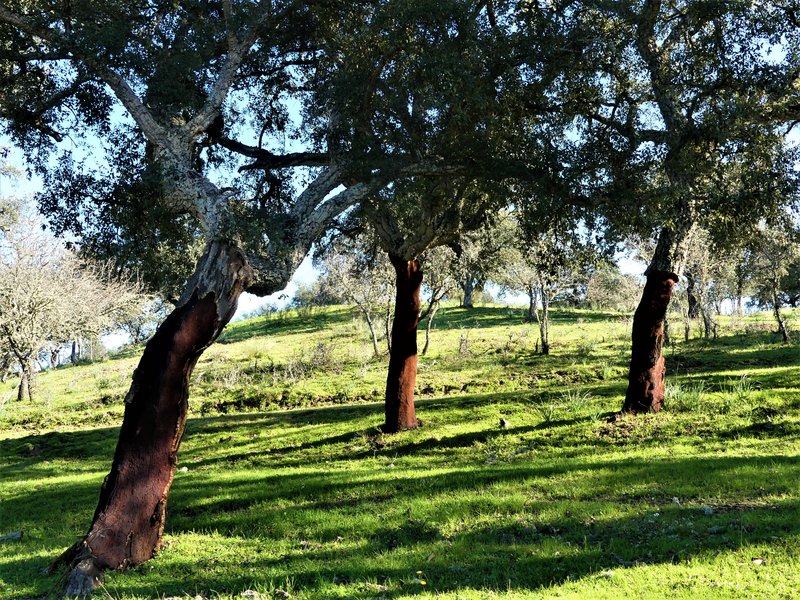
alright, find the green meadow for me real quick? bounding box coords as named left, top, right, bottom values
left=1, top=305, right=799, bottom=599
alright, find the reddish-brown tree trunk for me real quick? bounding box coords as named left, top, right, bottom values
left=54, top=242, right=251, bottom=595
left=382, top=254, right=422, bottom=433
left=622, top=269, right=679, bottom=414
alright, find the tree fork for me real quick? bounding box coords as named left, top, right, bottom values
left=622, top=269, right=679, bottom=414
left=382, top=254, right=422, bottom=433
left=52, top=241, right=252, bottom=595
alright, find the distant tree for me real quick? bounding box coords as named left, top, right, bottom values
left=318, top=238, right=395, bottom=358
left=781, top=261, right=800, bottom=309
left=682, top=230, right=740, bottom=340
left=0, top=213, right=146, bottom=401
left=450, top=218, right=515, bottom=308
left=744, top=221, right=800, bottom=342
left=501, top=219, right=600, bottom=355
left=564, top=1, right=800, bottom=414
left=363, top=178, right=498, bottom=433
left=419, top=246, right=458, bottom=356
left=587, top=263, right=643, bottom=313
left=119, top=298, right=170, bottom=346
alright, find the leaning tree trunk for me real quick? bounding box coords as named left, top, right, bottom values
left=773, top=288, right=789, bottom=342
left=421, top=303, right=439, bottom=356
left=623, top=220, right=693, bottom=414
left=53, top=241, right=252, bottom=595
left=622, top=268, right=680, bottom=414
left=382, top=254, right=423, bottom=433
left=363, top=310, right=381, bottom=358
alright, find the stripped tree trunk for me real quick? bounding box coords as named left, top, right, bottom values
left=382, top=254, right=422, bottom=433
left=54, top=241, right=252, bottom=595
left=622, top=268, right=679, bottom=413
left=623, top=221, right=693, bottom=414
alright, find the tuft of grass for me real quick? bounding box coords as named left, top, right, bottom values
left=664, top=380, right=706, bottom=413
left=721, top=374, right=755, bottom=415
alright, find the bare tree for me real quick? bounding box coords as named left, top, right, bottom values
left=419, top=246, right=458, bottom=356
left=318, top=239, right=395, bottom=358
left=0, top=213, right=147, bottom=400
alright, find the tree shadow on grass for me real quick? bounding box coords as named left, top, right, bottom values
left=98, top=456, right=800, bottom=598
left=666, top=341, right=800, bottom=377
left=3, top=402, right=800, bottom=599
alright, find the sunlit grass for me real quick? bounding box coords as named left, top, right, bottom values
left=1, top=305, right=799, bottom=598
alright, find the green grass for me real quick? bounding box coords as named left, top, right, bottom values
left=1, top=304, right=799, bottom=598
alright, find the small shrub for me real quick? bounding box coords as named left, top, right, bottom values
left=576, top=339, right=597, bottom=358
left=95, top=374, right=114, bottom=392
left=309, top=342, right=334, bottom=370
left=458, top=331, right=470, bottom=356
left=599, top=363, right=617, bottom=381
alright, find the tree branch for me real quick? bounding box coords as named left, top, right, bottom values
left=216, top=136, right=329, bottom=169
left=0, top=5, right=170, bottom=148
left=183, top=0, right=277, bottom=140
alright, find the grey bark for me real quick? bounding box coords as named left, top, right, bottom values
left=363, top=310, right=381, bottom=358
left=773, top=289, right=789, bottom=342
left=421, top=304, right=439, bottom=356
left=533, top=286, right=550, bottom=355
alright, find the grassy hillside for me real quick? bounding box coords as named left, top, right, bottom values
left=1, top=305, right=799, bottom=599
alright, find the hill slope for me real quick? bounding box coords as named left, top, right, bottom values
left=1, top=305, right=799, bottom=599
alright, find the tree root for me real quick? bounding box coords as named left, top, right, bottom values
left=50, top=541, right=104, bottom=597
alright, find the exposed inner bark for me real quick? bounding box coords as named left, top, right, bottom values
left=382, top=254, right=422, bottom=433
left=622, top=269, right=679, bottom=414
left=54, top=242, right=251, bottom=595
